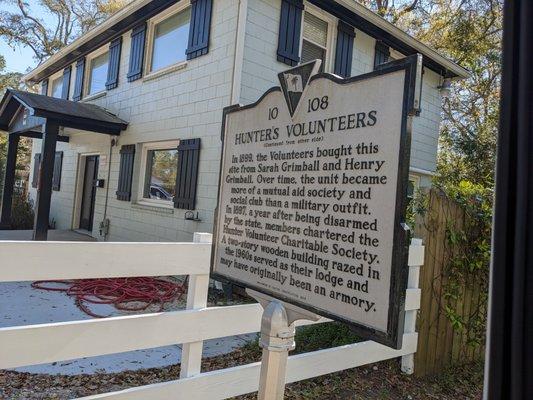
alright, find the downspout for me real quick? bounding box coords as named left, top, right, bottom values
left=230, top=0, right=248, bottom=104
left=101, top=136, right=116, bottom=241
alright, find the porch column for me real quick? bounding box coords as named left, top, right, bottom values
left=0, top=133, right=20, bottom=229
left=33, top=121, right=59, bottom=241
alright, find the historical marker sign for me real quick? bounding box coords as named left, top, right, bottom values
left=212, top=55, right=422, bottom=348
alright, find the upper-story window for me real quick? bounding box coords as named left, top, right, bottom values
left=300, top=8, right=335, bottom=72
left=50, top=76, right=63, bottom=98
left=148, top=6, right=191, bottom=73
left=87, top=51, right=109, bottom=95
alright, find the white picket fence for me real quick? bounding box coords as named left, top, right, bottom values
left=0, top=233, right=424, bottom=399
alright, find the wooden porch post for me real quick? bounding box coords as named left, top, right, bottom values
left=33, top=121, right=59, bottom=241
left=0, top=133, right=20, bottom=229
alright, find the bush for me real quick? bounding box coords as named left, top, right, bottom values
left=294, top=322, right=360, bottom=354
left=10, top=193, right=34, bottom=230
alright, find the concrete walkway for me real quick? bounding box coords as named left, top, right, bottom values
left=0, top=229, right=96, bottom=241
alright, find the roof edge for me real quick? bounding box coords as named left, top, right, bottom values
left=23, top=0, right=153, bottom=83
left=338, top=0, right=469, bottom=79
left=24, top=0, right=469, bottom=83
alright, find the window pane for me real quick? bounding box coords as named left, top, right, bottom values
left=151, top=8, right=191, bottom=72
left=301, top=40, right=325, bottom=69
left=89, top=52, right=109, bottom=95
left=303, top=12, right=328, bottom=47
left=51, top=77, right=63, bottom=98
left=144, top=148, right=179, bottom=202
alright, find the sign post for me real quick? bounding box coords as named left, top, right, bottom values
left=211, top=55, right=422, bottom=397
left=248, top=289, right=320, bottom=399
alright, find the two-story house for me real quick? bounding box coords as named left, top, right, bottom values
left=0, top=0, right=467, bottom=241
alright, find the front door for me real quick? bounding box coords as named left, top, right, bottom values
left=79, top=155, right=99, bottom=231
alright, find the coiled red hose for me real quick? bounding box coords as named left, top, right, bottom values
left=31, top=277, right=187, bottom=318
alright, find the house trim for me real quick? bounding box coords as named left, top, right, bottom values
left=409, top=166, right=435, bottom=176
left=23, top=0, right=468, bottom=85
left=309, top=0, right=469, bottom=79
left=231, top=0, right=248, bottom=104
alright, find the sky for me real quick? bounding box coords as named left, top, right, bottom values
left=0, top=1, right=56, bottom=75
left=0, top=40, right=37, bottom=74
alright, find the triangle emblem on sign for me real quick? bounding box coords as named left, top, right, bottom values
left=278, top=59, right=322, bottom=117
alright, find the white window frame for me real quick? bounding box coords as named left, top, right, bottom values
left=144, top=1, right=191, bottom=77
left=137, top=140, right=180, bottom=208
left=84, top=46, right=110, bottom=97
left=49, top=71, right=64, bottom=98
left=299, top=3, right=337, bottom=73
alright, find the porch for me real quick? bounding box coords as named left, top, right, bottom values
left=0, top=89, right=128, bottom=240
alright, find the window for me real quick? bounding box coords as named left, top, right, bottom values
left=88, top=52, right=109, bottom=95
left=150, top=7, right=191, bottom=72
left=300, top=11, right=331, bottom=71
left=140, top=141, right=179, bottom=205
left=50, top=76, right=63, bottom=98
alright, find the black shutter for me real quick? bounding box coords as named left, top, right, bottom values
left=186, top=0, right=213, bottom=60
left=73, top=58, right=86, bottom=101
left=106, top=37, right=122, bottom=90
left=174, top=138, right=200, bottom=210
left=334, top=21, right=355, bottom=78
left=62, top=66, right=71, bottom=99
left=41, top=79, right=49, bottom=96
left=116, top=145, right=136, bottom=201
left=277, top=0, right=304, bottom=66
left=127, top=23, right=146, bottom=82
left=32, top=153, right=41, bottom=188
left=52, top=151, right=63, bottom=191
left=374, top=41, right=390, bottom=69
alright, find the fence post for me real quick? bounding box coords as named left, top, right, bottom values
left=180, top=232, right=212, bottom=379
left=401, top=238, right=424, bottom=374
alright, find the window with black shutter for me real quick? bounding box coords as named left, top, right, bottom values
left=41, top=80, right=49, bottom=96
left=73, top=58, right=86, bottom=101
left=106, top=37, right=122, bottom=90
left=374, top=41, right=390, bottom=69
left=52, top=152, right=63, bottom=191
left=116, top=145, right=136, bottom=201
left=127, top=23, right=146, bottom=82
left=334, top=21, right=355, bottom=78
left=32, top=153, right=41, bottom=188
left=62, top=66, right=71, bottom=99
left=174, top=138, right=200, bottom=210
left=186, top=0, right=213, bottom=60
left=277, top=0, right=304, bottom=66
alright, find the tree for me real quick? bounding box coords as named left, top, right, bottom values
left=0, top=54, right=23, bottom=94
left=360, top=0, right=502, bottom=188
left=0, top=54, right=25, bottom=200
left=0, top=0, right=129, bottom=64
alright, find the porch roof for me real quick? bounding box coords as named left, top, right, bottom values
left=0, top=89, right=128, bottom=135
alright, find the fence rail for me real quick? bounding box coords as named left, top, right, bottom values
left=0, top=233, right=424, bottom=399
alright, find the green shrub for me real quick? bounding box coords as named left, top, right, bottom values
left=294, top=322, right=360, bottom=354
left=10, top=193, right=34, bottom=230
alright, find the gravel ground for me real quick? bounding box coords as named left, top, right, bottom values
left=0, top=348, right=483, bottom=400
